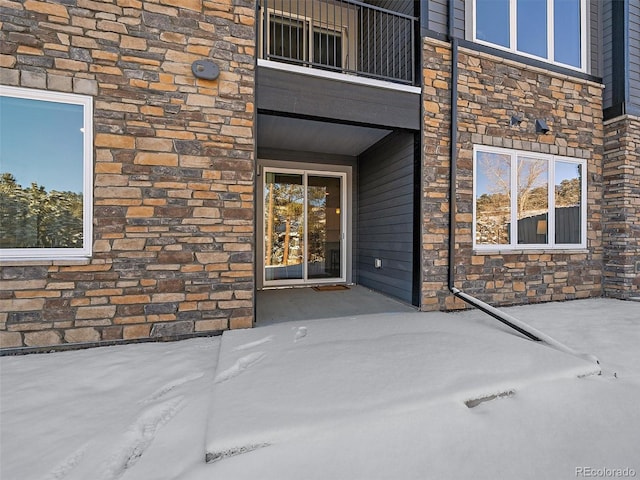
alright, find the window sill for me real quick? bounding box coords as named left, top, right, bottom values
left=457, top=41, right=602, bottom=85
left=473, top=249, right=589, bottom=256
left=0, top=258, right=92, bottom=267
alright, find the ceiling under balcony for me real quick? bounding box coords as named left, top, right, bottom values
left=257, top=113, right=392, bottom=157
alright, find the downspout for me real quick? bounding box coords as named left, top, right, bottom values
left=444, top=1, right=599, bottom=365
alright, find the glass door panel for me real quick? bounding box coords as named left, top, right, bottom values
left=264, top=172, right=304, bottom=281
left=307, top=175, right=342, bottom=279
left=263, top=169, right=345, bottom=286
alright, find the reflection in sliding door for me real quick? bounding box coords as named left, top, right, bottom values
left=264, top=172, right=304, bottom=281
left=263, top=168, right=346, bottom=286
left=307, top=175, right=342, bottom=279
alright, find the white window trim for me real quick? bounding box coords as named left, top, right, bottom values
left=473, top=145, right=587, bottom=252
left=261, top=166, right=348, bottom=288
left=471, top=0, right=588, bottom=73
left=0, top=85, right=93, bottom=260
left=265, top=8, right=348, bottom=69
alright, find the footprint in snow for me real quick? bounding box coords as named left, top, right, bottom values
left=294, top=326, right=307, bottom=342
left=138, top=372, right=204, bottom=406
left=233, top=335, right=275, bottom=351
left=100, top=397, right=184, bottom=480
left=214, top=352, right=266, bottom=384
left=44, top=443, right=89, bottom=480
left=206, top=443, right=271, bottom=463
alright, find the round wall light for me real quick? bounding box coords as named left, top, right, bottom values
left=192, top=60, right=220, bottom=80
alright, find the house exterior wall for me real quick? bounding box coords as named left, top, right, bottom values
left=421, top=38, right=604, bottom=311
left=425, top=0, right=602, bottom=77
left=602, top=115, right=640, bottom=299
left=357, top=132, right=416, bottom=304
left=0, top=0, right=256, bottom=349
left=629, top=0, right=640, bottom=109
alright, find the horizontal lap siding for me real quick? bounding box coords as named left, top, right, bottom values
left=602, top=0, right=614, bottom=108
left=256, top=66, right=421, bottom=130
left=590, top=0, right=601, bottom=76
left=357, top=132, right=415, bottom=303
left=629, top=1, right=640, bottom=108
left=427, top=0, right=463, bottom=37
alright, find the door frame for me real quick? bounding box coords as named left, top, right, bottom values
left=257, top=159, right=353, bottom=290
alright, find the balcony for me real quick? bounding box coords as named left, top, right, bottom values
left=258, top=0, right=418, bottom=86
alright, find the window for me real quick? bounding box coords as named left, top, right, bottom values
left=0, top=86, right=93, bottom=259
left=474, top=146, right=586, bottom=250
left=473, top=0, right=586, bottom=70
left=267, top=12, right=344, bottom=70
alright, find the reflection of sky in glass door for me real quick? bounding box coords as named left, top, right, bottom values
left=0, top=96, right=84, bottom=193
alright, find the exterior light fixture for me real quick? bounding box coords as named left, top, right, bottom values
left=510, top=115, right=523, bottom=126
left=535, top=119, right=550, bottom=134
left=191, top=59, right=220, bottom=80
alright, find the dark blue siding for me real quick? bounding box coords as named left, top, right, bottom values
left=629, top=0, right=640, bottom=108
left=603, top=0, right=614, bottom=108
left=591, top=0, right=602, bottom=76
left=357, top=132, right=415, bottom=304
left=427, top=0, right=463, bottom=37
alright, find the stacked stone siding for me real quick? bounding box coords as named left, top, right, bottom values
left=0, top=0, right=256, bottom=349
left=421, top=38, right=604, bottom=310
left=603, top=115, right=640, bottom=299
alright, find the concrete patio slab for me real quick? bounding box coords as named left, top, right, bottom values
left=205, top=309, right=600, bottom=462
left=256, top=285, right=417, bottom=325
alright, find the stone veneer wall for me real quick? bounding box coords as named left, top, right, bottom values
left=0, top=0, right=256, bottom=349
left=421, top=38, right=604, bottom=311
left=603, top=115, right=640, bottom=299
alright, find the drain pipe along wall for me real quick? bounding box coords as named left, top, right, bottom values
left=443, top=1, right=599, bottom=366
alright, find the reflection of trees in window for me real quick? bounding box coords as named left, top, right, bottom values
left=475, top=153, right=511, bottom=245
left=555, top=162, right=582, bottom=244
left=475, top=149, right=585, bottom=248
left=517, top=158, right=548, bottom=220
left=307, top=185, right=327, bottom=263
left=0, top=173, right=83, bottom=248
left=264, top=175, right=304, bottom=267
left=517, top=158, right=548, bottom=244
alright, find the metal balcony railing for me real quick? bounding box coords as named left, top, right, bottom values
left=259, top=0, right=417, bottom=85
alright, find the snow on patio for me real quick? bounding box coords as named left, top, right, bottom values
left=1, top=298, right=639, bottom=480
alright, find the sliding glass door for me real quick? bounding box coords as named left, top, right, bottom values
left=263, top=168, right=346, bottom=286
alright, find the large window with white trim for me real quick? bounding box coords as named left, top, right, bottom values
left=474, top=146, right=586, bottom=250
left=472, top=0, right=587, bottom=71
left=0, top=86, right=93, bottom=259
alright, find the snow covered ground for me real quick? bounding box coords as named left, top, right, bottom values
left=1, top=298, right=639, bottom=480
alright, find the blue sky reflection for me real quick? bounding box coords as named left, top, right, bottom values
left=0, top=96, right=84, bottom=193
